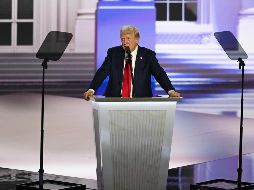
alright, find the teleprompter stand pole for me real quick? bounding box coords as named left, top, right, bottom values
left=38, top=58, right=48, bottom=189
left=237, top=57, right=245, bottom=189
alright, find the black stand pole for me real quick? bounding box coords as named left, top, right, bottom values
left=237, top=57, right=245, bottom=189
left=38, top=59, right=48, bottom=189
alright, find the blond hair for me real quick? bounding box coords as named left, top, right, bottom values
left=120, top=25, right=140, bottom=39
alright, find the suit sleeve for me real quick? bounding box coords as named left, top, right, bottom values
left=149, top=51, right=176, bottom=93
left=88, top=48, right=112, bottom=92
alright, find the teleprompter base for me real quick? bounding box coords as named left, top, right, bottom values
left=190, top=179, right=254, bottom=190
left=16, top=180, right=86, bottom=190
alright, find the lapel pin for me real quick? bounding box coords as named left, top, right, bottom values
left=140, top=57, right=142, bottom=60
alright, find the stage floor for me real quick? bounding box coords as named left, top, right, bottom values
left=1, top=93, right=254, bottom=181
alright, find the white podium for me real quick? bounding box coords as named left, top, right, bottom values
left=92, top=97, right=180, bottom=190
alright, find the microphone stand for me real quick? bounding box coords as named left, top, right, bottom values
left=126, top=52, right=134, bottom=97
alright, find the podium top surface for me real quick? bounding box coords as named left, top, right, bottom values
left=92, top=96, right=182, bottom=102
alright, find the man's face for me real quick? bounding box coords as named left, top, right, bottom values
left=121, top=32, right=139, bottom=52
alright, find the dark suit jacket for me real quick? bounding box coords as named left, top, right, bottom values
left=89, top=45, right=175, bottom=97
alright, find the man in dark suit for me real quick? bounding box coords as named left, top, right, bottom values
left=84, top=25, right=180, bottom=100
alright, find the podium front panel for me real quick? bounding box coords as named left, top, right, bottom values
left=92, top=101, right=177, bottom=190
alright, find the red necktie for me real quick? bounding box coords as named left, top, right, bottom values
left=121, top=58, right=132, bottom=98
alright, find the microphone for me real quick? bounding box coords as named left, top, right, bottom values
left=125, top=46, right=131, bottom=53
left=124, top=46, right=133, bottom=78
left=125, top=46, right=131, bottom=60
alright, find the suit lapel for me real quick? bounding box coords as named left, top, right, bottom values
left=118, top=47, right=125, bottom=86
left=134, top=46, right=144, bottom=78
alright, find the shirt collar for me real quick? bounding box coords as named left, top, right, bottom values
left=131, top=45, right=138, bottom=58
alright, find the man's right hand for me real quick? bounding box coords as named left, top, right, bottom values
left=83, top=89, right=94, bottom=101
